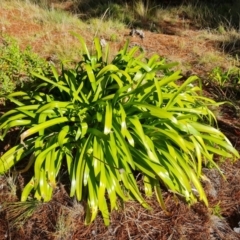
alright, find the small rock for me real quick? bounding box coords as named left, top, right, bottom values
left=100, top=38, right=107, bottom=47
left=129, top=28, right=136, bottom=36
left=234, top=227, right=240, bottom=233
left=135, top=29, right=144, bottom=39
left=129, top=29, right=144, bottom=39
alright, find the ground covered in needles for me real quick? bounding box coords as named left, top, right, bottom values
left=0, top=1, right=240, bottom=239
left=1, top=159, right=240, bottom=240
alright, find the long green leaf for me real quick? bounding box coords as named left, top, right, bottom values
left=20, top=117, right=76, bottom=144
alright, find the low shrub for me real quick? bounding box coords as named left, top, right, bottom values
left=0, top=35, right=49, bottom=96
left=209, top=66, right=240, bottom=87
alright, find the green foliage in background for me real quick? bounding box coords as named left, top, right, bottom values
left=0, top=34, right=239, bottom=225
left=0, top=36, right=49, bottom=96
left=209, top=66, right=240, bottom=87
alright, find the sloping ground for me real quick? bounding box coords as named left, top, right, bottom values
left=0, top=3, right=232, bottom=76
left=0, top=2, right=240, bottom=240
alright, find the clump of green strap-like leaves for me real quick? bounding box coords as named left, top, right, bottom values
left=0, top=34, right=239, bottom=225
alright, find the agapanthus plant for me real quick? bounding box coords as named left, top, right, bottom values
left=0, top=34, right=238, bottom=225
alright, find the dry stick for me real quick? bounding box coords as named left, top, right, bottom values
left=14, top=153, right=35, bottom=174
left=94, top=7, right=109, bottom=38
left=91, top=8, right=110, bottom=52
